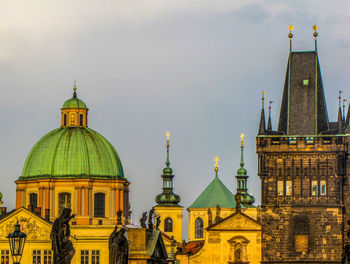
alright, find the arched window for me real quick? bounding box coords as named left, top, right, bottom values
left=64, top=114, right=67, bottom=126
left=94, top=193, right=105, bottom=217
left=235, top=243, right=242, bottom=262
left=58, top=193, right=71, bottom=215
left=80, top=114, right=84, bottom=126
left=164, top=218, right=173, bottom=232
left=195, top=217, right=204, bottom=238
left=29, top=193, right=38, bottom=210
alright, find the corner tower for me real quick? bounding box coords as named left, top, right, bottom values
left=154, top=132, right=183, bottom=243
left=257, top=26, right=345, bottom=263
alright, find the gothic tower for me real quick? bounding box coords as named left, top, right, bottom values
left=256, top=26, right=346, bottom=263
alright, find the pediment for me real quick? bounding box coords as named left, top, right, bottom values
left=0, top=208, right=52, bottom=241
left=208, top=212, right=261, bottom=231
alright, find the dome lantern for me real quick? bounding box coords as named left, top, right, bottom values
left=61, top=82, right=88, bottom=128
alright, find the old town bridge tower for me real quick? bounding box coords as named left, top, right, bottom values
left=256, top=26, right=349, bottom=263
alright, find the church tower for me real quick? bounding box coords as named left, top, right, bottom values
left=256, top=26, right=345, bottom=263
left=154, top=132, right=183, bottom=243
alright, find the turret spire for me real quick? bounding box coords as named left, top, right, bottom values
left=288, top=25, right=294, bottom=53
left=267, top=101, right=273, bottom=131
left=155, top=132, right=181, bottom=207
left=258, top=92, right=266, bottom=135
left=235, top=133, right=255, bottom=208
left=313, top=25, right=318, bottom=52
left=338, top=91, right=344, bottom=133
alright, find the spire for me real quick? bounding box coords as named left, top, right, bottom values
left=73, top=80, right=77, bottom=98
left=346, top=101, right=350, bottom=128
left=258, top=92, right=266, bottom=135
left=343, top=99, right=347, bottom=123
left=313, top=25, right=318, bottom=52
left=267, top=101, right=273, bottom=131
left=288, top=25, right=294, bottom=53
left=278, top=26, right=329, bottom=135
left=155, top=132, right=181, bottom=207
left=338, top=91, right=344, bottom=133
left=235, top=133, right=255, bottom=208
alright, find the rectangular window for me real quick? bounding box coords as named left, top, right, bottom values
left=277, top=181, right=284, bottom=196
left=81, top=250, right=89, bottom=264
left=43, top=250, right=52, bottom=264
left=303, top=79, right=309, bottom=86
left=311, top=180, right=318, bottom=196
left=33, top=250, right=42, bottom=264
left=1, top=250, right=9, bottom=264
left=320, top=180, right=327, bottom=196
left=286, top=181, right=292, bottom=196
left=92, top=250, right=100, bottom=264
left=80, top=114, right=84, bottom=126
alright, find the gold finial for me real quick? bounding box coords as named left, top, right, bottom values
left=269, top=100, right=274, bottom=110
left=214, top=156, right=219, bottom=172
left=240, top=133, right=244, bottom=148
left=262, top=91, right=266, bottom=108
left=73, top=80, right=77, bottom=91
left=313, top=25, right=318, bottom=39
left=339, top=91, right=342, bottom=107
left=166, top=131, right=170, bottom=147
left=288, top=25, right=294, bottom=39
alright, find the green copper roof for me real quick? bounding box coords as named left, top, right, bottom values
left=20, top=127, right=124, bottom=180
left=62, top=96, right=87, bottom=109
left=189, top=175, right=242, bottom=209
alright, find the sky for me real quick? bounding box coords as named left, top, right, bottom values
left=0, top=0, right=349, bottom=238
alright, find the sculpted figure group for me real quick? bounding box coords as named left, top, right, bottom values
left=50, top=208, right=129, bottom=264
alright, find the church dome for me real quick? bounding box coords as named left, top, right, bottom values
left=20, top=127, right=124, bottom=180
left=19, top=85, right=124, bottom=181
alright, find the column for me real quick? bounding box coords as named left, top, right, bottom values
left=81, top=188, right=85, bottom=216
left=49, top=188, right=54, bottom=218
left=74, top=188, right=78, bottom=215
left=51, top=188, right=55, bottom=218
left=116, top=189, right=120, bottom=214
left=85, top=187, right=89, bottom=216
left=120, top=189, right=124, bottom=215
left=111, top=188, right=116, bottom=217
left=78, top=187, right=84, bottom=215
left=39, top=187, right=43, bottom=217
left=42, top=188, right=46, bottom=213
left=45, top=188, right=50, bottom=217
left=21, top=190, right=25, bottom=207
left=89, top=188, right=93, bottom=218
left=126, top=190, right=129, bottom=221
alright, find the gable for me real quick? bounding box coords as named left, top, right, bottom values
left=208, top=212, right=261, bottom=231
left=0, top=208, right=52, bottom=241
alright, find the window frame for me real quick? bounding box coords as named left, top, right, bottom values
left=94, top=193, right=106, bottom=218
left=195, top=217, right=204, bottom=239
left=164, top=217, right=173, bottom=232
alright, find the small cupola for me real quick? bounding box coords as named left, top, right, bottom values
left=61, top=82, right=88, bottom=128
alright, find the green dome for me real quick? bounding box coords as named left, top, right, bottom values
left=20, top=127, right=124, bottom=180
left=62, top=96, right=87, bottom=109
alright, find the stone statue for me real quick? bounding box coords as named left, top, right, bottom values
left=148, top=208, right=154, bottom=229
left=155, top=216, right=161, bottom=230
left=208, top=208, right=213, bottom=226
left=50, top=208, right=76, bottom=264
left=117, top=210, right=123, bottom=225
left=140, top=212, right=147, bottom=228
left=109, top=226, right=129, bottom=264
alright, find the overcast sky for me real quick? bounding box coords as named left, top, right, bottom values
left=0, top=0, right=349, bottom=238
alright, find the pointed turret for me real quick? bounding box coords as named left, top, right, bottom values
left=155, top=132, right=181, bottom=207
left=346, top=102, right=350, bottom=129
left=258, top=92, right=266, bottom=135
left=235, top=134, right=255, bottom=208
left=267, top=101, right=273, bottom=131
left=278, top=26, right=329, bottom=135
left=337, top=92, right=344, bottom=134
